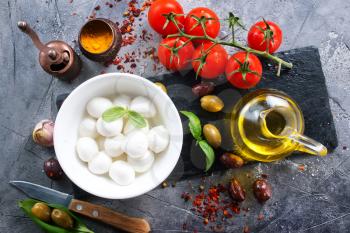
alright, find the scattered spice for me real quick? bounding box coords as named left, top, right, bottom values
left=261, top=174, right=268, bottom=179
left=243, top=225, right=250, bottom=233
left=298, top=164, right=305, bottom=171
left=257, top=212, right=264, bottom=220
left=94, top=5, right=100, bottom=11
left=343, top=146, right=347, bottom=150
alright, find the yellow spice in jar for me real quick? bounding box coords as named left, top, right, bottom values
left=80, top=21, right=113, bottom=54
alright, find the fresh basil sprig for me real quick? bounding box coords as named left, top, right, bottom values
left=19, top=199, right=94, bottom=233
left=102, top=106, right=146, bottom=128
left=180, top=111, right=215, bottom=171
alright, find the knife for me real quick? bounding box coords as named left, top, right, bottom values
left=10, top=181, right=151, bottom=233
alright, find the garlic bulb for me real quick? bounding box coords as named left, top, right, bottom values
left=32, top=120, right=55, bottom=147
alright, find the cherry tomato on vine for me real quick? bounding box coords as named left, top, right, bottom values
left=158, top=37, right=195, bottom=71
left=192, top=43, right=228, bottom=79
left=184, top=7, right=220, bottom=45
left=247, top=20, right=282, bottom=53
left=225, top=52, right=262, bottom=89
left=148, top=0, right=185, bottom=36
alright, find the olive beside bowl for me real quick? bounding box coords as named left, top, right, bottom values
left=54, top=73, right=183, bottom=199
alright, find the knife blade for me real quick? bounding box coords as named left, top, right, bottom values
left=10, top=181, right=73, bottom=206
left=10, top=180, right=150, bottom=233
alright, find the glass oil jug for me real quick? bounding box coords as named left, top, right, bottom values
left=230, top=89, right=327, bottom=162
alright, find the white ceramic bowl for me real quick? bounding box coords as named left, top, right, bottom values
left=54, top=73, right=183, bottom=199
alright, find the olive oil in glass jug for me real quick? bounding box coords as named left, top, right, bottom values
left=230, top=89, right=327, bottom=162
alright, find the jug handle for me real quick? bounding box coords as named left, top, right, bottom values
left=288, top=132, right=328, bottom=156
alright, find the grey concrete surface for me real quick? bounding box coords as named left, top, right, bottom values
left=0, top=0, right=350, bottom=232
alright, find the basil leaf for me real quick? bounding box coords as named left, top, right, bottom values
left=102, top=106, right=127, bottom=122
left=180, top=111, right=202, bottom=141
left=128, top=111, right=147, bottom=128
left=19, top=199, right=94, bottom=233
left=198, top=140, right=215, bottom=172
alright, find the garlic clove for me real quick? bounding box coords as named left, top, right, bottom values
left=104, top=135, right=125, bottom=158
left=96, top=117, right=123, bottom=137
left=79, top=117, right=98, bottom=138
left=86, top=97, right=113, bottom=119
left=112, top=94, right=132, bottom=109
left=88, top=151, right=112, bottom=175
left=32, top=119, right=55, bottom=147
left=109, top=161, right=135, bottom=186
left=76, top=137, right=99, bottom=162
left=127, top=150, right=155, bottom=173
left=123, top=118, right=149, bottom=135
left=129, top=96, right=157, bottom=118
left=122, top=130, right=148, bottom=159
left=148, top=125, right=170, bottom=153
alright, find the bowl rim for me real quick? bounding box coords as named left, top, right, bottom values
left=54, top=72, right=183, bottom=199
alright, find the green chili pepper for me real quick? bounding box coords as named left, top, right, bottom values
left=19, top=199, right=94, bottom=233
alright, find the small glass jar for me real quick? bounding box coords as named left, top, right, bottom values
left=78, top=18, right=122, bottom=62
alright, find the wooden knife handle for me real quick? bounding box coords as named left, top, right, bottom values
left=68, top=199, right=151, bottom=233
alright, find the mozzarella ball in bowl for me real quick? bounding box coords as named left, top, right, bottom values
left=129, top=96, right=156, bottom=118
left=122, top=130, right=148, bottom=158
left=79, top=117, right=98, bottom=138
left=112, top=94, right=131, bottom=108
left=88, top=151, right=112, bottom=175
left=109, top=161, right=135, bottom=186
left=87, top=97, right=113, bottom=119
left=76, top=137, right=99, bottom=162
left=148, top=125, right=170, bottom=153
left=127, top=150, right=155, bottom=173
left=104, top=135, right=125, bottom=158
left=96, top=117, right=123, bottom=137
left=123, top=118, right=149, bottom=135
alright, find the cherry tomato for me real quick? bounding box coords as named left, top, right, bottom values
left=158, top=37, right=195, bottom=71
left=225, top=52, right=262, bottom=89
left=192, top=43, right=228, bottom=79
left=184, top=7, right=220, bottom=45
left=247, top=20, right=282, bottom=53
left=148, top=0, right=185, bottom=36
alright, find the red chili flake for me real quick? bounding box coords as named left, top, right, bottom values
left=117, top=64, right=124, bottom=70
left=182, top=223, right=187, bottom=230
left=343, top=146, right=348, bottom=150
left=243, top=226, right=250, bottom=233
left=203, top=218, right=209, bottom=225
left=112, top=57, right=122, bottom=65
left=94, top=5, right=101, bottom=10
left=261, top=174, right=268, bottom=179
left=257, top=213, right=264, bottom=221
left=100, top=70, right=106, bottom=74
left=298, top=164, right=305, bottom=171
left=130, top=63, right=137, bottom=69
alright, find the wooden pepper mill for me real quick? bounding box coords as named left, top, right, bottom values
left=17, top=21, right=81, bottom=81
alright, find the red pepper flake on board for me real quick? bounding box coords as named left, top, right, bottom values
left=257, top=212, right=264, bottom=220
left=298, top=164, right=305, bottom=171
left=243, top=225, right=250, bottom=233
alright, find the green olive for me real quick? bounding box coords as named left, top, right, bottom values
left=203, top=124, right=222, bottom=148
left=51, top=209, right=74, bottom=229
left=31, top=202, right=51, bottom=222
left=154, top=82, right=167, bottom=93
left=200, top=95, right=224, bottom=112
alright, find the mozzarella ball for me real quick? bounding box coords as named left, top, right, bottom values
left=86, top=97, right=113, bottom=119
left=79, top=117, right=98, bottom=138
left=148, top=125, right=170, bottom=153
left=88, top=151, right=112, bottom=175
left=96, top=117, right=123, bottom=137
left=76, top=137, right=99, bottom=162
left=122, top=130, right=148, bottom=158
left=123, top=118, right=149, bottom=135
left=127, top=150, right=155, bottom=173
left=129, top=96, right=156, bottom=118
left=104, top=135, right=125, bottom=158
left=109, top=161, right=135, bottom=186
left=112, top=94, right=131, bottom=108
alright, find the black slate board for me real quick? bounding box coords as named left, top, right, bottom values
left=56, top=46, right=337, bottom=179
